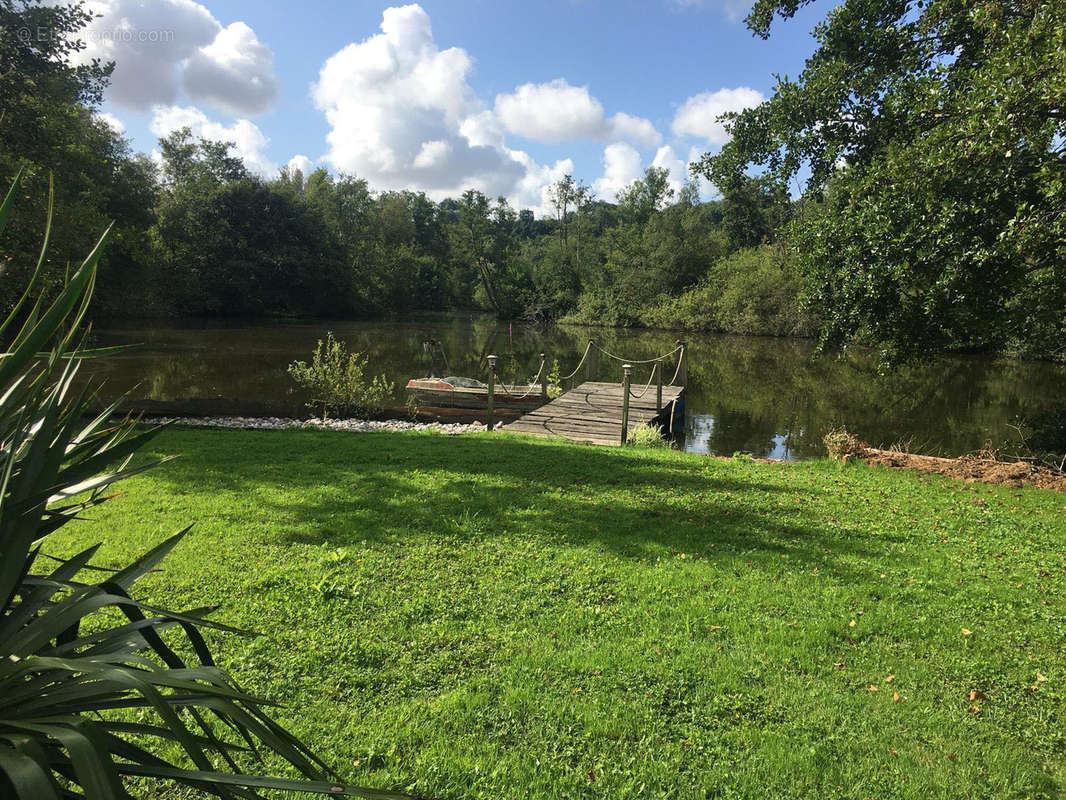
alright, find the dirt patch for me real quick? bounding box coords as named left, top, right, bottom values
left=860, top=448, right=1066, bottom=492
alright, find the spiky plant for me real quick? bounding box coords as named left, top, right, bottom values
left=0, top=172, right=409, bottom=799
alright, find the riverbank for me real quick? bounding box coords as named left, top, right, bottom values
left=50, top=428, right=1066, bottom=799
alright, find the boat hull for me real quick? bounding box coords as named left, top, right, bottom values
left=406, top=379, right=544, bottom=410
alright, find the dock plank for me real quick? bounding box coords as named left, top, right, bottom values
left=504, top=381, right=683, bottom=446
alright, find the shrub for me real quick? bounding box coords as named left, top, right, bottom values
left=0, top=172, right=391, bottom=798
left=642, top=245, right=818, bottom=337
left=627, top=421, right=672, bottom=449
left=824, top=427, right=867, bottom=460
left=288, top=331, right=394, bottom=419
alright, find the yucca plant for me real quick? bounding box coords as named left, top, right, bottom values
left=0, top=172, right=410, bottom=799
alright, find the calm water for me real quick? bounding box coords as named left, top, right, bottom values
left=83, top=314, right=1066, bottom=460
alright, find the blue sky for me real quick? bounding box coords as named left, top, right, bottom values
left=83, top=0, right=832, bottom=213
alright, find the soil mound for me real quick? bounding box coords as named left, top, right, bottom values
left=861, top=448, right=1066, bottom=492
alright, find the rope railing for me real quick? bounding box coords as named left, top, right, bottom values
left=627, top=363, right=658, bottom=399
left=592, top=341, right=683, bottom=365
left=482, top=339, right=686, bottom=441
left=558, top=340, right=594, bottom=381
left=491, top=356, right=545, bottom=400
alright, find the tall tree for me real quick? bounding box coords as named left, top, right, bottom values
left=698, top=0, right=1066, bottom=361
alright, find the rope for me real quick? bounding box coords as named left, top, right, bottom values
left=558, top=340, right=594, bottom=381
left=668, top=352, right=684, bottom=385
left=627, top=364, right=657, bottom=399
left=490, top=357, right=546, bottom=400
left=593, top=342, right=682, bottom=365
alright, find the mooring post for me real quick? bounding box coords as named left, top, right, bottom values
left=621, top=363, right=632, bottom=445
left=539, top=352, right=548, bottom=403
left=486, top=354, right=497, bottom=431
left=675, top=340, right=688, bottom=387
left=655, top=360, right=663, bottom=413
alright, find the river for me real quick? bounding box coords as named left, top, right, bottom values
left=82, top=314, right=1066, bottom=460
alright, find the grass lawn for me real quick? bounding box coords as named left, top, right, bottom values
left=50, top=428, right=1066, bottom=799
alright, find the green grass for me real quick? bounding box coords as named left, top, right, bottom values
left=51, top=428, right=1066, bottom=799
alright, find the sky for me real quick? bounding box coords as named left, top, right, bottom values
left=80, top=0, right=832, bottom=215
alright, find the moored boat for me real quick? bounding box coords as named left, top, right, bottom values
left=405, top=376, right=545, bottom=410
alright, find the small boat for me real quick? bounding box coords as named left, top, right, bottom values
left=405, top=376, right=545, bottom=410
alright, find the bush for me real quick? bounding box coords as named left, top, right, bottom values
left=627, top=421, right=672, bottom=449
left=288, top=331, right=394, bottom=419
left=642, top=245, right=818, bottom=337
left=823, top=427, right=867, bottom=460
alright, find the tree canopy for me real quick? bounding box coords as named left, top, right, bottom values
left=698, top=0, right=1066, bottom=361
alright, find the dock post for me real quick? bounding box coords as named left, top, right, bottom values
left=621, top=363, right=632, bottom=445
left=587, top=339, right=597, bottom=383
left=539, top=352, right=548, bottom=403
left=655, top=360, right=663, bottom=413
left=675, top=340, right=687, bottom=387
left=486, top=354, right=497, bottom=431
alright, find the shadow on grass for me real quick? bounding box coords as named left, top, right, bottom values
left=150, top=428, right=891, bottom=581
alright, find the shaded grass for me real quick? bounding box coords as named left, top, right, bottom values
left=50, top=428, right=1066, bottom=799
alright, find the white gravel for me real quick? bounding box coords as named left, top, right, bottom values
left=141, top=416, right=494, bottom=435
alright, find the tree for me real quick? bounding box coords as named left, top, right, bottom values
left=617, top=166, right=674, bottom=225
left=0, top=0, right=158, bottom=315
left=697, top=0, right=1066, bottom=361
left=448, top=190, right=530, bottom=317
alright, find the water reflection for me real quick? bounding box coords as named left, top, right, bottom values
left=82, top=314, right=1066, bottom=460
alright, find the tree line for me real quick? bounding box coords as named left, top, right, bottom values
left=2, top=0, right=1062, bottom=363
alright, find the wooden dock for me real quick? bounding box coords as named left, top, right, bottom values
left=505, top=381, right=684, bottom=446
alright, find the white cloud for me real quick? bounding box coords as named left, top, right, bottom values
left=95, top=112, right=126, bottom=135
left=311, top=4, right=559, bottom=204
left=182, top=22, right=279, bottom=115
left=494, top=79, right=661, bottom=147
left=72, top=1, right=277, bottom=115
left=286, top=154, right=315, bottom=176
left=608, top=112, right=663, bottom=148
left=592, top=142, right=644, bottom=201
left=150, top=105, right=278, bottom=177
left=591, top=143, right=710, bottom=204
left=671, top=87, right=764, bottom=145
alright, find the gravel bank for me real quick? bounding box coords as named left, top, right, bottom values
left=141, top=416, right=491, bottom=435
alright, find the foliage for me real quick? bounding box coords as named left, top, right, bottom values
left=546, top=358, right=562, bottom=399
left=0, top=174, right=396, bottom=799
left=151, top=146, right=352, bottom=317
left=642, top=245, right=817, bottom=336
left=0, top=0, right=155, bottom=317
left=288, top=332, right=394, bottom=419
left=625, top=421, right=672, bottom=449
left=49, top=426, right=1066, bottom=799
left=698, top=0, right=1066, bottom=362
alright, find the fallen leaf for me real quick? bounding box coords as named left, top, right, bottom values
left=961, top=628, right=973, bottom=636
left=849, top=620, right=857, bottom=627
left=869, top=684, right=879, bottom=692
left=970, top=704, right=981, bottom=714
left=885, top=674, right=895, bottom=683
left=1036, top=672, right=1048, bottom=683
left=893, top=692, right=901, bottom=703
left=890, top=749, right=899, bottom=757
left=833, top=662, right=846, bottom=669
left=970, top=689, right=986, bottom=702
